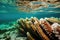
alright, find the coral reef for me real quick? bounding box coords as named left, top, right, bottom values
left=17, top=17, right=60, bottom=40
left=0, top=22, right=27, bottom=40
left=0, top=17, right=60, bottom=40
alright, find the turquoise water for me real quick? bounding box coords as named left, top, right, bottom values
left=0, top=2, right=60, bottom=29
left=0, top=1, right=60, bottom=40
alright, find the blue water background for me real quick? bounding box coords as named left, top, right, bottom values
left=0, top=2, right=60, bottom=23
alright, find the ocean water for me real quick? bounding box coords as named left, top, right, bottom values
left=0, top=1, right=60, bottom=28
left=0, top=1, right=60, bottom=40
left=0, top=2, right=60, bottom=28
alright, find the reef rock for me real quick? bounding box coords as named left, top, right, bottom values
left=17, top=17, right=60, bottom=40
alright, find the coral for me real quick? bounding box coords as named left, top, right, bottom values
left=17, top=17, right=60, bottom=40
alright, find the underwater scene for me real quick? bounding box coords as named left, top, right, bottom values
left=0, top=0, right=60, bottom=40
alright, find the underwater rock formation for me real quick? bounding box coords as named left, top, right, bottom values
left=17, top=17, right=60, bottom=40
left=0, top=21, right=27, bottom=40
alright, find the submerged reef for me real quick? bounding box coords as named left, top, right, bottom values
left=0, top=17, right=60, bottom=40
left=17, top=17, right=60, bottom=40
left=0, top=22, right=27, bottom=40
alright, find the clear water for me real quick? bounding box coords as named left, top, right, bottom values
left=0, top=1, right=60, bottom=28
left=0, top=1, right=60, bottom=40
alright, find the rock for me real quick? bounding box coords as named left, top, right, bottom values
left=17, top=17, right=60, bottom=40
